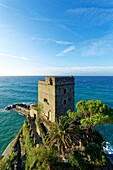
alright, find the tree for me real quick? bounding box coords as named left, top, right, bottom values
left=46, top=117, right=80, bottom=157
left=65, top=100, right=110, bottom=169
left=68, top=100, right=113, bottom=128
left=67, top=110, right=79, bottom=119
left=76, top=100, right=109, bottom=118
left=80, top=113, right=113, bottom=128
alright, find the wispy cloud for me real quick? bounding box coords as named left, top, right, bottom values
left=67, top=7, right=113, bottom=26
left=57, top=24, right=81, bottom=37
left=0, top=53, right=28, bottom=61
left=55, top=31, right=113, bottom=58
left=56, top=45, right=76, bottom=56
left=68, top=7, right=113, bottom=14
left=54, top=40, right=73, bottom=45
left=30, top=16, right=51, bottom=22
left=77, top=32, right=113, bottom=57
left=32, top=37, right=74, bottom=45
left=0, top=3, right=14, bottom=10
left=30, top=12, right=52, bottom=22
left=30, top=13, right=81, bottom=37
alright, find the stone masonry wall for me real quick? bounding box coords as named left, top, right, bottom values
left=38, top=76, right=74, bottom=122
left=38, top=79, right=56, bottom=122
left=55, top=83, right=74, bottom=119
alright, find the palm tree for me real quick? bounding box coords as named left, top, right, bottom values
left=46, top=117, right=80, bottom=157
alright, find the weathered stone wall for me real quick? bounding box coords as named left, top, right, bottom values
left=38, top=78, right=56, bottom=122
left=38, top=76, right=74, bottom=122
left=30, top=107, right=37, bottom=118
left=29, top=104, right=38, bottom=118
left=55, top=83, right=74, bottom=119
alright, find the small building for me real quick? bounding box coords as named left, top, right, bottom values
left=38, top=76, right=75, bottom=122
left=30, top=104, right=38, bottom=119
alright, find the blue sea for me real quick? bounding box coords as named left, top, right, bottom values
left=0, top=76, right=113, bottom=155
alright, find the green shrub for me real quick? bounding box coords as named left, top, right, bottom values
left=0, top=152, right=17, bottom=170
left=69, top=151, right=94, bottom=170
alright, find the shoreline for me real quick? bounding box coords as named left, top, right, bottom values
left=1, top=105, right=29, bottom=157
left=2, top=139, right=15, bottom=157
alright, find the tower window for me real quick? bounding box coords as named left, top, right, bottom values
left=64, top=89, right=66, bottom=94
left=64, top=100, right=66, bottom=105
left=44, top=98, right=47, bottom=102
left=49, top=78, right=53, bottom=85
left=48, top=110, right=51, bottom=120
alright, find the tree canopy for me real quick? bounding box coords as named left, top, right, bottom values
left=68, top=100, right=113, bottom=128
left=76, top=100, right=109, bottom=118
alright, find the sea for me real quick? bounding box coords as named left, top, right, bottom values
left=0, top=76, right=113, bottom=155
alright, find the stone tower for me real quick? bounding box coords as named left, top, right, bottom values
left=38, top=76, right=74, bottom=122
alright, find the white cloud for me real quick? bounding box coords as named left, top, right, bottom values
left=0, top=66, right=113, bottom=76
left=32, top=37, right=74, bottom=45
left=53, top=40, right=73, bottom=45
left=0, top=53, right=28, bottom=61
left=56, top=45, right=76, bottom=56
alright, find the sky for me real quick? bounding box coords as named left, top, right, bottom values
left=0, top=0, right=113, bottom=76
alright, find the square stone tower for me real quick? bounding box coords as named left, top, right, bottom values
left=38, top=76, right=74, bottom=122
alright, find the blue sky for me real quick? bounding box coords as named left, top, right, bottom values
left=0, top=0, right=113, bottom=75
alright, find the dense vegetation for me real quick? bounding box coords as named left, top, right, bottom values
left=0, top=100, right=113, bottom=170
left=68, top=100, right=113, bottom=128
left=0, top=152, right=17, bottom=170
left=45, top=100, right=113, bottom=169
left=46, top=117, right=80, bottom=157
left=0, top=128, right=23, bottom=170
left=23, top=120, right=57, bottom=170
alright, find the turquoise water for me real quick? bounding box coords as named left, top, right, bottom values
left=0, top=76, right=44, bottom=155
left=0, top=76, right=113, bottom=155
